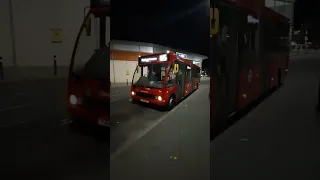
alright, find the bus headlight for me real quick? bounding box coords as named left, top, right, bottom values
left=131, top=91, right=135, bottom=96
left=156, top=96, right=162, bottom=101
left=69, top=95, right=78, bottom=105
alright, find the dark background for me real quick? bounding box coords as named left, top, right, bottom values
left=111, top=0, right=210, bottom=56
left=294, top=0, right=320, bottom=45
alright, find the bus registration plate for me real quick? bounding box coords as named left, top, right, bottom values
left=140, top=99, right=149, bottom=103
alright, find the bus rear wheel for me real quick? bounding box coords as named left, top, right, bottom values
left=166, top=96, right=175, bottom=111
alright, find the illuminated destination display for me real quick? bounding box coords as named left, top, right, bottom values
left=176, top=52, right=187, bottom=59
left=139, top=54, right=168, bottom=63
left=140, top=57, right=157, bottom=63
left=159, top=54, right=168, bottom=61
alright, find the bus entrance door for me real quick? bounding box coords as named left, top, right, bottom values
left=175, top=62, right=185, bottom=100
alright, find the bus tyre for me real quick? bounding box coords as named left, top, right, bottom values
left=166, top=96, right=175, bottom=111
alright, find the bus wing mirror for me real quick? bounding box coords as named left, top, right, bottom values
left=85, top=17, right=92, bottom=36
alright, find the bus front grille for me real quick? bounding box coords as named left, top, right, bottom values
left=135, top=92, right=156, bottom=99
left=81, top=96, right=110, bottom=110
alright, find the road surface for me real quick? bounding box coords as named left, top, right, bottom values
left=110, top=80, right=210, bottom=180
left=0, top=78, right=210, bottom=180
left=211, top=53, right=320, bottom=179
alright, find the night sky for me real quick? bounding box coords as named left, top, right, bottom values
left=294, top=0, right=320, bottom=43
left=111, top=0, right=210, bottom=56
left=111, top=0, right=319, bottom=56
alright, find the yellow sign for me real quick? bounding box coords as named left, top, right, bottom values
left=210, top=8, right=219, bottom=35
left=174, top=64, right=179, bottom=73
left=126, top=70, right=130, bottom=75
left=50, top=29, right=62, bottom=43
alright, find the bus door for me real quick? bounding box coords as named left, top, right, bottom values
left=174, top=61, right=185, bottom=100
left=186, top=65, right=192, bottom=92
left=213, top=3, right=242, bottom=121
left=221, top=3, right=245, bottom=116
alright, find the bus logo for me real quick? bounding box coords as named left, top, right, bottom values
left=210, top=8, right=219, bottom=35
left=174, top=64, right=179, bottom=73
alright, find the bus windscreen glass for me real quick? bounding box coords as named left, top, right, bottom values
left=132, top=63, right=168, bottom=89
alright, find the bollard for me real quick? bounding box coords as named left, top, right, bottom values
left=53, top=55, right=57, bottom=76
left=0, top=56, right=3, bottom=80
left=317, top=79, right=320, bottom=112
left=126, top=79, right=128, bottom=86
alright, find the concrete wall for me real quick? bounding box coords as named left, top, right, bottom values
left=111, top=60, right=137, bottom=83
left=0, top=0, right=14, bottom=67
left=0, top=0, right=110, bottom=81
left=0, top=1, right=204, bottom=83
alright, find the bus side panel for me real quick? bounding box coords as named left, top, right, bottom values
left=209, top=75, right=217, bottom=130
left=251, top=63, right=263, bottom=101
left=192, top=77, right=200, bottom=89
left=236, top=67, right=250, bottom=110
left=268, top=53, right=277, bottom=89
left=184, top=82, right=192, bottom=96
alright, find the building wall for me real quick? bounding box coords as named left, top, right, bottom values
left=0, top=1, right=204, bottom=83
left=0, top=0, right=14, bottom=67
left=110, top=50, right=151, bottom=83
left=0, top=0, right=110, bottom=81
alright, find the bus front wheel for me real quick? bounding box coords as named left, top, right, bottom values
left=166, top=95, right=175, bottom=111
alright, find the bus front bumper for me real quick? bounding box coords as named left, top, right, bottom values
left=67, top=106, right=110, bottom=127
left=130, top=95, right=167, bottom=106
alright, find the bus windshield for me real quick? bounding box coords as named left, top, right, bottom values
left=132, top=63, right=168, bottom=89
left=70, top=12, right=109, bottom=79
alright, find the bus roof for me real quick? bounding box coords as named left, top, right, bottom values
left=262, top=6, right=290, bottom=23
left=139, top=51, right=200, bottom=69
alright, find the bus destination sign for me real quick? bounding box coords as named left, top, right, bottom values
left=139, top=54, right=168, bottom=63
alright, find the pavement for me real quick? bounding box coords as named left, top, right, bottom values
left=290, top=49, right=318, bottom=57
left=0, top=73, right=210, bottom=179
left=211, top=53, right=320, bottom=179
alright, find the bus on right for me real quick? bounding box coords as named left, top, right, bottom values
left=210, top=0, right=290, bottom=139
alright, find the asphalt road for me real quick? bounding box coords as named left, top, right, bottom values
left=0, top=77, right=210, bottom=179
left=110, top=81, right=210, bottom=180
left=211, top=53, right=320, bottom=179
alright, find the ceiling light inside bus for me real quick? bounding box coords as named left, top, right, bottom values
left=69, top=95, right=78, bottom=105
left=159, top=54, right=167, bottom=61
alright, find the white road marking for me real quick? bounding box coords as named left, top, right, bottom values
left=60, top=118, right=73, bottom=125
left=110, top=93, right=122, bottom=97
left=110, top=86, right=205, bottom=161
left=1, top=120, right=29, bottom=128
left=0, top=104, right=33, bottom=112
